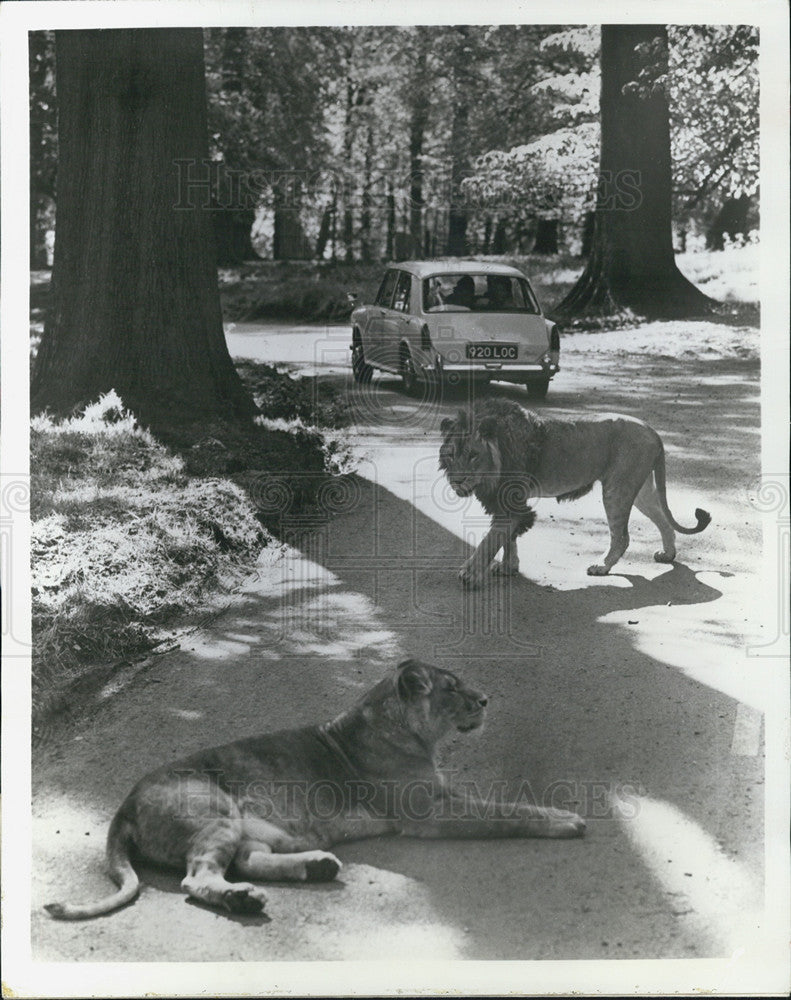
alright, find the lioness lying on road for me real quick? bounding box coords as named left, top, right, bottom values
left=45, top=659, right=584, bottom=920
left=440, top=398, right=711, bottom=588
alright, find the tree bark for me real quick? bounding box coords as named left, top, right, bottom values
left=31, top=29, right=256, bottom=426
left=554, top=25, right=714, bottom=320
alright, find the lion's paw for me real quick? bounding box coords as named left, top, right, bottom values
left=459, top=565, right=485, bottom=589
left=492, top=561, right=518, bottom=576
left=653, top=550, right=676, bottom=564
left=222, top=884, right=268, bottom=914
left=303, top=852, right=342, bottom=882
left=586, top=564, right=610, bottom=576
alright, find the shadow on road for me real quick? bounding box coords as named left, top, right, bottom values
left=33, top=358, right=764, bottom=961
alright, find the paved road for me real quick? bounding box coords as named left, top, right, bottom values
left=32, top=320, right=771, bottom=971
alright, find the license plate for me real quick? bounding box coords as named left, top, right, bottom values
left=466, top=343, right=518, bottom=361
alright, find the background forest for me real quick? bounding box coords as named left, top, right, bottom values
left=30, top=24, right=759, bottom=270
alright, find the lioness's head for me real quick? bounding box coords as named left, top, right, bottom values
left=393, top=658, right=488, bottom=739
left=439, top=410, right=502, bottom=498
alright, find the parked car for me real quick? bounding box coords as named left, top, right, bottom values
left=349, top=261, right=560, bottom=398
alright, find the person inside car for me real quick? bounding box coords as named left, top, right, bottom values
left=446, top=275, right=475, bottom=309
left=487, top=275, right=514, bottom=310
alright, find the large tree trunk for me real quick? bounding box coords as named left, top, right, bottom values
left=31, top=29, right=256, bottom=427
left=555, top=25, right=714, bottom=320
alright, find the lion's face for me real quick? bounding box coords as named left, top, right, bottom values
left=439, top=411, right=501, bottom=498
left=395, top=659, right=488, bottom=738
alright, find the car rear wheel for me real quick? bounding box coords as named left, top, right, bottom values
left=352, top=335, right=373, bottom=383
left=400, top=348, right=419, bottom=396
left=525, top=376, right=550, bottom=400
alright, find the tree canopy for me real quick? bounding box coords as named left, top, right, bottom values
left=30, top=23, right=759, bottom=263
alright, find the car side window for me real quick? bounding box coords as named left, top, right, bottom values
left=375, top=270, right=399, bottom=308
left=392, top=272, right=411, bottom=312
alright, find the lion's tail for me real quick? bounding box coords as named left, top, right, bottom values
left=44, top=812, right=140, bottom=920
left=653, top=448, right=711, bottom=535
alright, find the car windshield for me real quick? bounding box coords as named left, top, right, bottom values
left=422, top=273, right=540, bottom=314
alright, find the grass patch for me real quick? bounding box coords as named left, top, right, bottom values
left=31, top=392, right=270, bottom=726
left=31, top=375, right=359, bottom=730
left=235, top=360, right=353, bottom=427
left=219, top=261, right=382, bottom=323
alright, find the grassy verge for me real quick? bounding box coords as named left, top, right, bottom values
left=31, top=369, right=354, bottom=734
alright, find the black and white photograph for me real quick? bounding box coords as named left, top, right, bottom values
left=1, top=0, right=789, bottom=995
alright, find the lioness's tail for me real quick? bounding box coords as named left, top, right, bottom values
left=654, top=449, right=711, bottom=534
left=44, top=813, right=139, bottom=920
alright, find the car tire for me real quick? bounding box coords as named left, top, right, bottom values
left=525, top=376, right=550, bottom=400
left=352, top=335, right=373, bottom=383
left=400, top=348, right=419, bottom=396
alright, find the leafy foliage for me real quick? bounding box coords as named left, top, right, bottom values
left=669, top=25, right=759, bottom=223
left=30, top=24, right=759, bottom=262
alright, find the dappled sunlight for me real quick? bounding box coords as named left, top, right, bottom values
left=198, top=546, right=403, bottom=666
left=240, top=545, right=343, bottom=595
left=347, top=427, right=761, bottom=699
left=292, top=863, right=465, bottom=960
left=166, top=707, right=205, bottom=720
left=187, top=635, right=254, bottom=660
left=598, top=570, right=766, bottom=711
left=616, top=793, right=763, bottom=955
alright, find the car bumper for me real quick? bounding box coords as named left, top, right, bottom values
left=424, top=358, right=560, bottom=379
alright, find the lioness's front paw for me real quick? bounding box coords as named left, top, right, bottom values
left=302, top=851, right=342, bottom=882
left=222, top=883, right=268, bottom=914
left=586, top=564, right=610, bottom=576
left=492, top=560, right=518, bottom=576
left=653, top=550, right=676, bottom=564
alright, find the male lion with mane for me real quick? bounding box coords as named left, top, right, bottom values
left=439, top=397, right=711, bottom=588
left=45, top=659, right=584, bottom=921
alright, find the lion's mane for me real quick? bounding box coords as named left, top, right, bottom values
left=442, top=398, right=547, bottom=537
